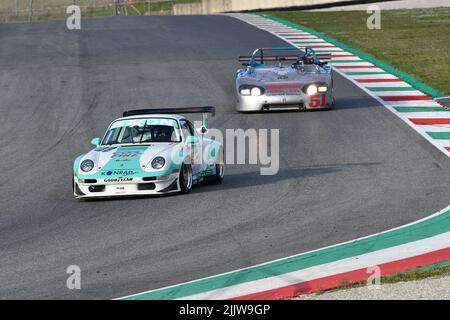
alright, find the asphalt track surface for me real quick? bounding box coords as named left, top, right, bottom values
left=0, top=15, right=449, bottom=299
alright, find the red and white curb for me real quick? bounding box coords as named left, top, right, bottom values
left=230, top=14, right=450, bottom=157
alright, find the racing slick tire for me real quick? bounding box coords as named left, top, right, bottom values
left=179, top=162, right=193, bottom=193
left=209, top=147, right=224, bottom=184
left=210, top=163, right=224, bottom=184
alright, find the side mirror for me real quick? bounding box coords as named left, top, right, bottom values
left=196, top=126, right=208, bottom=135
left=91, top=137, right=101, bottom=147
left=186, top=135, right=199, bottom=144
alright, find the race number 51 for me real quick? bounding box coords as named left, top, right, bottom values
left=309, top=94, right=326, bottom=108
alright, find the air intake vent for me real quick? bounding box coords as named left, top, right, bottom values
left=138, top=183, right=156, bottom=190
left=88, top=185, right=105, bottom=193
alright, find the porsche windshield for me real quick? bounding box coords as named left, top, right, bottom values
left=102, top=118, right=181, bottom=145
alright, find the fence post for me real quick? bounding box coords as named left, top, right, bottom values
left=114, top=0, right=120, bottom=16
left=28, top=0, right=34, bottom=23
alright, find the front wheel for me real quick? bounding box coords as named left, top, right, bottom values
left=210, top=163, right=224, bottom=184
left=179, top=162, right=193, bottom=193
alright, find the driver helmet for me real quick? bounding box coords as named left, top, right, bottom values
left=305, top=53, right=315, bottom=64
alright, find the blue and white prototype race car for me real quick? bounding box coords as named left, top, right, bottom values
left=73, top=107, right=224, bottom=199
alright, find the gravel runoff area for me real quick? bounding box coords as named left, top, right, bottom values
left=311, top=0, right=450, bottom=11
left=293, top=276, right=450, bottom=300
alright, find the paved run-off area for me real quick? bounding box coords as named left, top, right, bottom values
left=0, top=14, right=449, bottom=299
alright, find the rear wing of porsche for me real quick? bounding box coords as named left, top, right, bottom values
left=122, top=106, right=215, bottom=128
left=239, top=47, right=331, bottom=65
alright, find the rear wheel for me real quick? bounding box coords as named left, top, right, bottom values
left=179, top=162, right=193, bottom=193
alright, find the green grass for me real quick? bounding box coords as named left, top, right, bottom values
left=120, top=1, right=176, bottom=16
left=265, top=8, right=450, bottom=95
left=314, top=261, right=450, bottom=295
left=118, top=0, right=200, bottom=16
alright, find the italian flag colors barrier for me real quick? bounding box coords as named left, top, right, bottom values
left=231, top=14, right=450, bottom=158
left=120, top=206, right=450, bottom=300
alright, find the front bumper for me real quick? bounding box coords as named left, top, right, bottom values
left=236, top=92, right=332, bottom=112
left=73, top=174, right=180, bottom=198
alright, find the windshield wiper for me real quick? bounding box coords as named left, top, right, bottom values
left=139, top=120, right=148, bottom=144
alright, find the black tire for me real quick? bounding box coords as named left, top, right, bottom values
left=210, top=147, right=224, bottom=184
left=210, top=163, right=224, bottom=184
left=179, top=162, right=193, bottom=193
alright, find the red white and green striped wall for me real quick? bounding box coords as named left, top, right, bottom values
left=231, top=13, right=450, bottom=157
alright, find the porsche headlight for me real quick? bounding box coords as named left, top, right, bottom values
left=250, top=87, right=262, bottom=96
left=306, top=85, right=318, bottom=95
left=151, top=156, right=165, bottom=169
left=318, top=86, right=327, bottom=92
left=80, top=159, right=95, bottom=172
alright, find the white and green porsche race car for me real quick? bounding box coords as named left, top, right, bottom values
left=73, top=107, right=224, bottom=199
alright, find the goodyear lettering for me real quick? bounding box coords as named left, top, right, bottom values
left=104, top=178, right=133, bottom=183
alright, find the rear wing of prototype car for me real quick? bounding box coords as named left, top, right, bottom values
left=239, top=47, right=331, bottom=66
left=122, top=106, right=215, bottom=128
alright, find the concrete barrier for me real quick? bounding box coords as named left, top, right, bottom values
left=174, top=0, right=350, bottom=15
